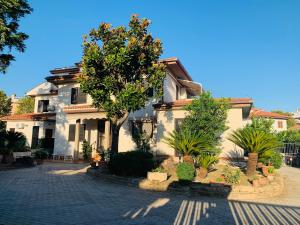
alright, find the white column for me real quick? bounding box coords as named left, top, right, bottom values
left=104, top=120, right=111, bottom=150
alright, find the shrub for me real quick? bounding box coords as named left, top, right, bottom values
left=259, top=150, right=283, bottom=169
left=132, top=131, right=151, bottom=152
left=223, top=166, right=241, bottom=184
left=108, top=151, right=154, bottom=177
left=268, top=166, right=275, bottom=174
left=277, top=130, right=300, bottom=143
left=34, top=150, right=48, bottom=160
left=196, top=153, right=219, bottom=169
left=82, top=140, right=92, bottom=161
left=176, top=162, right=195, bottom=182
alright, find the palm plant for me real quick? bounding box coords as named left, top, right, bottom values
left=163, top=129, right=212, bottom=164
left=4, top=131, right=28, bottom=152
left=196, top=153, right=219, bottom=179
left=228, top=127, right=282, bottom=176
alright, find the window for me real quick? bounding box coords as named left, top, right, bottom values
left=175, top=118, right=184, bottom=131
left=37, top=100, right=49, bottom=112
left=68, top=124, right=86, bottom=142
left=132, top=120, right=153, bottom=138
left=278, top=121, right=283, bottom=128
left=71, top=87, right=87, bottom=104
left=176, top=85, right=180, bottom=100
left=68, top=124, right=76, bottom=141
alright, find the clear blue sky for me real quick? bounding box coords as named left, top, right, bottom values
left=0, top=0, right=299, bottom=112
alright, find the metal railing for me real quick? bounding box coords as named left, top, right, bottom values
left=278, top=143, right=300, bottom=167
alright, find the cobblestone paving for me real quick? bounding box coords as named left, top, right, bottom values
left=0, top=163, right=299, bottom=225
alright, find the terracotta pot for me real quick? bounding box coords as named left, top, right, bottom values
left=198, top=167, right=208, bottom=179
left=183, top=155, right=194, bottom=165
left=247, top=153, right=258, bottom=176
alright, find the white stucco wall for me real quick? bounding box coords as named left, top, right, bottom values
left=5, top=120, right=54, bottom=147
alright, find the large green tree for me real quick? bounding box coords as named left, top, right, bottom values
left=0, top=90, right=11, bottom=131
left=181, top=91, right=229, bottom=147
left=79, top=15, right=166, bottom=153
left=15, top=95, right=34, bottom=114
left=0, top=0, right=32, bottom=73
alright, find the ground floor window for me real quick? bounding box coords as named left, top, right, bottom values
left=68, top=124, right=85, bottom=142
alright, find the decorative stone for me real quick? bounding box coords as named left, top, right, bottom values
left=147, top=172, right=168, bottom=182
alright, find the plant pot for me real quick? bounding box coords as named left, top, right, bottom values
left=262, top=166, right=269, bottom=176
left=197, top=167, right=208, bottom=179
left=147, top=172, right=168, bottom=182
left=183, top=155, right=194, bottom=165
left=247, top=153, right=258, bottom=176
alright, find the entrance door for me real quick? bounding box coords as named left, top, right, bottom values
left=45, top=129, right=53, bottom=138
left=31, top=126, right=39, bottom=148
left=97, top=120, right=105, bottom=151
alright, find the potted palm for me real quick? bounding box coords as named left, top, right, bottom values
left=34, top=149, right=48, bottom=165
left=228, top=127, right=282, bottom=176
left=196, top=153, right=218, bottom=179
left=163, top=129, right=210, bottom=165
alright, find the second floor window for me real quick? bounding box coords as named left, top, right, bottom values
left=37, top=100, right=49, bottom=112
left=278, top=121, right=283, bottom=128
left=71, top=87, right=87, bottom=104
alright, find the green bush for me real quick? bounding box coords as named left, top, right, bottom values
left=34, top=150, right=48, bottom=160
left=108, top=151, right=154, bottom=177
left=259, top=150, right=283, bottom=169
left=152, top=166, right=166, bottom=173
left=176, top=162, right=195, bottom=182
left=223, top=166, right=241, bottom=184
left=82, top=140, right=92, bottom=161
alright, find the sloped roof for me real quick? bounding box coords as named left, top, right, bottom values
left=153, top=98, right=253, bottom=109
left=250, top=108, right=289, bottom=120
left=0, top=113, right=56, bottom=121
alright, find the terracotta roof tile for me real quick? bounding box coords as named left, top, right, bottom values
left=0, top=113, right=56, bottom=121
left=250, top=108, right=289, bottom=120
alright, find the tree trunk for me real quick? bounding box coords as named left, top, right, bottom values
left=198, top=167, right=208, bottom=179
left=109, top=112, right=129, bottom=154
left=183, top=155, right=194, bottom=165
left=247, top=152, right=258, bottom=176
left=110, top=123, right=120, bottom=154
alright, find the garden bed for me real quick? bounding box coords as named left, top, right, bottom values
left=86, top=165, right=284, bottom=199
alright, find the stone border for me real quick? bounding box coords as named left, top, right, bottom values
left=86, top=167, right=284, bottom=199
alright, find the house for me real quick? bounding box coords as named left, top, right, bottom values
left=248, top=108, right=289, bottom=132
left=292, top=109, right=300, bottom=131
left=1, top=57, right=253, bottom=159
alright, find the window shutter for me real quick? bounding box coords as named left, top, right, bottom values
left=38, top=100, right=43, bottom=112
left=68, top=124, right=76, bottom=141
left=71, top=88, right=78, bottom=104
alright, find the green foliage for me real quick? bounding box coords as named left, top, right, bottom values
left=181, top=91, right=229, bottom=147
left=268, top=166, right=275, bottom=174
left=223, top=166, right=241, bottom=184
left=0, top=130, right=29, bottom=154
left=163, top=129, right=213, bottom=157
left=228, top=127, right=282, bottom=154
left=259, top=150, right=283, bottom=169
left=82, top=140, right=92, bottom=161
left=196, top=153, right=219, bottom=169
left=34, top=149, right=48, bottom=160
left=79, top=15, right=166, bottom=153
left=0, top=90, right=11, bottom=132
left=108, top=150, right=154, bottom=177
left=16, top=96, right=34, bottom=114
left=245, top=117, right=274, bottom=134
left=277, top=130, right=300, bottom=143
left=0, top=0, right=32, bottom=73
left=176, top=162, right=195, bottom=182
left=152, top=166, right=165, bottom=173
left=132, top=131, right=150, bottom=152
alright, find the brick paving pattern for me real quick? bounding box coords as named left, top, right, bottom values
left=0, top=163, right=299, bottom=225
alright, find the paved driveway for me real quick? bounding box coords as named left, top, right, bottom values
left=0, top=163, right=299, bottom=225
